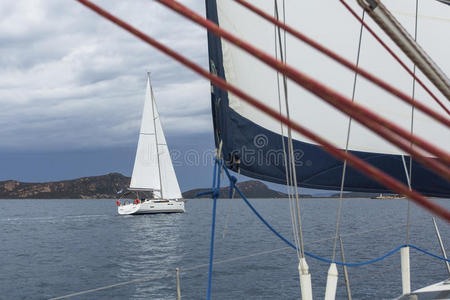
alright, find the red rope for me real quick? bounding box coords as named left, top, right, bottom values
left=235, top=0, right=450, bottom=127
left=339, top=0, right=450, bottom=115
left=75, top=0, right=450, bottom=222
left=155, top=0, right=450, bottom=179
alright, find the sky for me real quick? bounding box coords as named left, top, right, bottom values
left=0, top=0, right=289, bottom=193
left=0, top=0, right=449, bottom=193
left=0, top=0, right=218, bottom=191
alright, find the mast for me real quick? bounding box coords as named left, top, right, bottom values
left=149, top=72, right=164, bottom=199
left=357, top=0, right=450, bottom=101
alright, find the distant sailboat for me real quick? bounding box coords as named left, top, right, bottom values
left=117, top=73, right=184, bottom=215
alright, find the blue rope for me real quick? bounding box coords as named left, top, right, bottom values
left=409, top=244, right=450, bottom=263
left=308, top=244, right=406, bottom=266
left=196, top=190, right=214, bottom=197
left=228, top=174, right=237, bottom=199
left=206, top=160, right=220, bottom=300
left=216, top=158, right=450, bottom=267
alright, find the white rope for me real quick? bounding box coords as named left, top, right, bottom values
left=277, top=0, right=306, bottom=259
left=401, top=155, right=412, bottom=191
left=391, top=10, right=450, bottom=23
left=274, top=0, right=302, bottom=261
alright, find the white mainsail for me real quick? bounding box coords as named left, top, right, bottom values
left=129, top=74, right=182, bottom=199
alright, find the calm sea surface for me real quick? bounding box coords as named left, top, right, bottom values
left=0, top=198, right=449, bottom=299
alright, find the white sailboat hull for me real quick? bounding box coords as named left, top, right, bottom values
left=395, top=278, right=450, bottom=299
left=118, top=199, right=185, bottom=215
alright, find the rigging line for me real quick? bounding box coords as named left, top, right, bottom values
left=333, top=9, right=366, bottom=263
left=48, top=272, right=176, bottom=300
left=339, top=0, right=450, bottom=115
left=358, top=0, right=450, bottom=102
left=274, top=0, right=301, bottom=260
left=401, top=156, right=412, bottom=191
left=401, top=154, right=412, bottom=244
left=275, top=0, right=305, bottom=260
left=235, top=0, right=450, bottom=122
left=222, top=166, right=239, bottom=239
left=149, top=74, right=164, bottom=199
left=281, top=0, right=307, bottom=262
left=206, top=160, right=220, bottom=300
left=75, top=0, right=450, bottom=220
left=155, top=0, right=450, bottom=178
left=338, top=0, right=450, bottom=115
left=406, top=0, right=420, bottom=246
left=391, top=10, right=450, bottom=23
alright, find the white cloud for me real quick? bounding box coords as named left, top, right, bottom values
left=0, top=0, right=211, bottom=151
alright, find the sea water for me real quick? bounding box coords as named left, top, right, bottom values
left=0, top=198, right=449, bottom=299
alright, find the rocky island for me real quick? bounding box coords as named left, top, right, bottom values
left=0, top=173, right=312, bottom=199
left=0, top=173, right=131, bottom=199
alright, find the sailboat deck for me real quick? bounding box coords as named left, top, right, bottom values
left=396, top=279, right=450, bottom=299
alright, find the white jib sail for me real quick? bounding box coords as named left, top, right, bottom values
left=129, top=76, right=161, bottom=191
left=153, top=94, right=183, bottom=200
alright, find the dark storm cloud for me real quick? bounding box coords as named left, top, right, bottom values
left=0, top=0, right=211, bottom=151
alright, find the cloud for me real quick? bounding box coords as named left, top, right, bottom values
left=0, top=0, right=211, bottom=151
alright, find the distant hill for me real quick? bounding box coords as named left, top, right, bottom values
left=0, top=174, right=313, bottom=199
left=182, top=180, right=312, bottom=199
left=0, top=173, right=131, bottom=199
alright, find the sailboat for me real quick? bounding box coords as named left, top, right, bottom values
left=117, top=73, right=184, bottom=215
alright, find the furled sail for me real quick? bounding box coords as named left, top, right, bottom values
left=437, top=0, right=450, bottom=6
left=206, top=0, right=450, bottom=196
